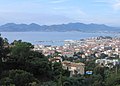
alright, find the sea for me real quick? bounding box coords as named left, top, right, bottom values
left=0, top=32, right=119, bottom=46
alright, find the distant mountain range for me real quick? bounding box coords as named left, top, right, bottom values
left=0, top=23, right=119, bottom=32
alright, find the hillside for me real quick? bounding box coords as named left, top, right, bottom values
left=0, top=23, right=119, bottom=32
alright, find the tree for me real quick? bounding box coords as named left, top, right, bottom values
left=94, top=66, right=105, bottom=77
left=52, top=62, right=63, bottom=85
left=24, top=51, right=52, bottom=81
left=91, top=74, right=105, bottom=86
left=5, top=41, right=52, bottom=82
left=0, top=69, right=38, bottom=86
left=62, top=76, right=86, bottom=86
left=100, top=53, right=108, bottom=59
left=85, top=60, right=96, bottom=71
left=0, top=36, right=4, bottom=76
left=0, top=36, right=9, bottom=76
left=91, top=66, right=106, bottom=86
left=10, top=41, right=33, bottom=62
left=106, top=72, right=120, bottom=86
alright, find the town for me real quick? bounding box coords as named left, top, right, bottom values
left=1, top=35, right=120, bottom=86
left=34, top=36, right=120, bottom=76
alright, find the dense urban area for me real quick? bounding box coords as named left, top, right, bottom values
left=0, top=35, right=120, bottom=86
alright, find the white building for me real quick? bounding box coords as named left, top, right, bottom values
left=95, top=58, right=119, bottom=68
left=62, top=61, right=85, bottom=77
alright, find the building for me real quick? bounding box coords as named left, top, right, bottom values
left=49, top=57, right=62, bottom=63
left=62, top=61, right=85, bottom=77
left=95, top=58, right=119, bottom=68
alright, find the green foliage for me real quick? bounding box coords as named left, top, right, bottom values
left=85, top=60, right=96, bottom=71
left=62, top=76, right=86, bottom=86
left=94, top=66, right=104, bottom=74
left=0, top=37, right=3, bottom=75
left=39, top=81, right=57, bottom=86
left=100, top=53, right=108, bottom=59
left=1, top=36, right=120, bottom=86
left=52, top=62, right=62, bottom=82
left=0, top=70, right=38, bottom=86
left=106, top=72, right=120, bottom=86
left=91, top=74, right=105, bottom=86
left=11, top=41, right=33, bottom=62
left=0, top=36, right=10, bottom=76
left=10, top=41, right=52, bottom=81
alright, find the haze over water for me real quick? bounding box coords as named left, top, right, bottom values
left=0, top=32, right=118, bottom=46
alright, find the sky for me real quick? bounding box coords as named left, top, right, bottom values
left=0, top=0, right=120, bottom=26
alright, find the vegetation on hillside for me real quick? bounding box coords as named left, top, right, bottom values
left=0, top=35, right=120, bottom=86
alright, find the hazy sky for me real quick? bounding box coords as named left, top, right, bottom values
left=0, top=0, right=120, bottom=26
